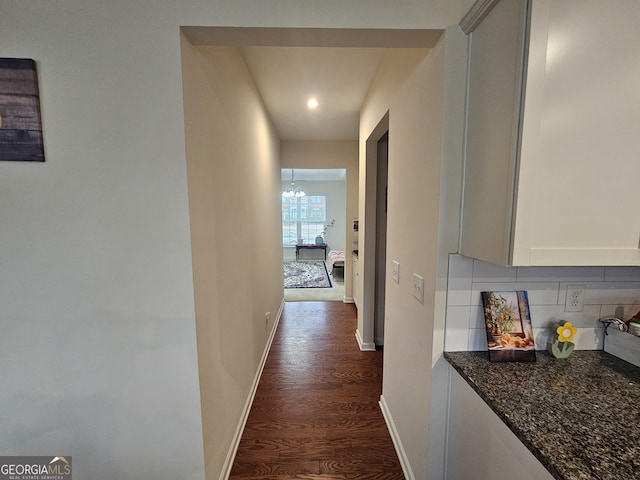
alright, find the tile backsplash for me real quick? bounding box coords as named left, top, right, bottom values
left=445, top=254, right=640, bottom=352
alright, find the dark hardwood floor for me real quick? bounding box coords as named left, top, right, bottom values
left=230, top=301, right=404, bottom=479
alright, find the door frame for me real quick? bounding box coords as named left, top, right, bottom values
left=360, top=112, right=389, bottom=350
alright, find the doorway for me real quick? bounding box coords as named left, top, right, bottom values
left=281, top=168, right=347, bottom=302
left=361, top=112, right=389, bottom=350
left=374, top=132, right=388, bottom=346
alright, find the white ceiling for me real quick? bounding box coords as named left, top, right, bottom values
left=186, top=28, right=441, bottom=185
left=183, top=27, right=444, bottom=142
left=241, top=46, right=387, bottom=141
left=244, top=46, right=384, bottom=181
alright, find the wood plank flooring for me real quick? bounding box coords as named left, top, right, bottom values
left=230, top=301, right=404, bottom=479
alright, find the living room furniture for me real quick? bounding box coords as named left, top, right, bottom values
left=296, top=243, right=327, bottom=261
left=326, top=250, right=345, bottom=279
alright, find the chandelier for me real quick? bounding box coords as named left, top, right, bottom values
left=282, top=169, right=305, bottom=198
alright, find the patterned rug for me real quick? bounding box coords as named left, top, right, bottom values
left=284, top=261, right=332, bottom=289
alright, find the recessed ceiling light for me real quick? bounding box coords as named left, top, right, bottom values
left=307, top=98, right=318, bottom=109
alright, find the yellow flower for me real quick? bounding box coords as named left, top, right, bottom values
left=556, top=322, right=577, bottom=343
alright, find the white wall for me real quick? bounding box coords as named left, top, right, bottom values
left=358, top=50, right=432, bottom=349
left=386, top=44, right=446, bottom=480
left=445, top=254, right=640, bottom=352
left=1, top=3, right=206, bottom=480
left=427, top=24, right=469, bottom=480
left=180, top=40, right=283, bottom=478
left=359, top=41, right=445, bottom=478
left=0, top=1, right=475, bottom=479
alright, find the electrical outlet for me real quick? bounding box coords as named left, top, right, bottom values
left=564, top=285, right=585, bottom=312
left=265, top=312, right=271, bottom=335
left=392, top=260, right=400, bottom=284
left=413, top=273, right=424, bottom=304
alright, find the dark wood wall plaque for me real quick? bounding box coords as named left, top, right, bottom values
left=0, top=58, right=45, bottom=162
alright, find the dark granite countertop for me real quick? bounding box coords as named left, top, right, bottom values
left=444, top=351, right=640, bottom=480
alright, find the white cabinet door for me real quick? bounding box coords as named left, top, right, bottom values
left=461, top=0, right=640, bottom=266
left=460, top=0, right=529, bottom=266
left=447, top=368, right=554, bottom=480
left=513, top=0, right=640, bottom=266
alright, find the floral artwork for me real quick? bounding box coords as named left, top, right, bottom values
left=482, top=291, right=536, bottom=362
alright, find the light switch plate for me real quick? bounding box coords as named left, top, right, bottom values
left=413, top=273, right=424, bottom=303
left=392, top=260, right=400, bottom=284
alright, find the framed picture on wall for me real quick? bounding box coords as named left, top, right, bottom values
left=0, top=58, right=45, bottom=162
left=482, top=291, right=536, bottom=362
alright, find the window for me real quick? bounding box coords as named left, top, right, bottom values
left=282, top=195, right=326, bottom=245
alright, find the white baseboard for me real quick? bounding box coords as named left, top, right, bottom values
left=219, top=298, right=285, bottom=480
left=343, top=296, right=354, bottom=304
left=355, top=328, right=376, bottom=351
left=379, top=394, right=414, bottom=480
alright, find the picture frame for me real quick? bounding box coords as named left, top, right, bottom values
left=0, top=58, right=45, bottom=162
left=482, top=291, right=536, bottom=362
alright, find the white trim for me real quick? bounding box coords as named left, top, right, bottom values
left=219, top=298, right=285, bottom=480
left=379, top=395, right=414, bottom=480
left=355, top=328, right=376, bottom=351
left=528, top=247, right=640, bottom=267
left=459, top=0, right=501, bottom=34
left=458, top=32, right=471, bottom=254
left=342, top=296, right=354, bottom=304
left=442, top=363, right=453, bottom=480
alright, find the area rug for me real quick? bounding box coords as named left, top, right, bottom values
left=284, top=261, right=332, bottom=289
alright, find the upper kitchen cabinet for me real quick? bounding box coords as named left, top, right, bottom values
left=459, top=0, right=640, bottom=266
